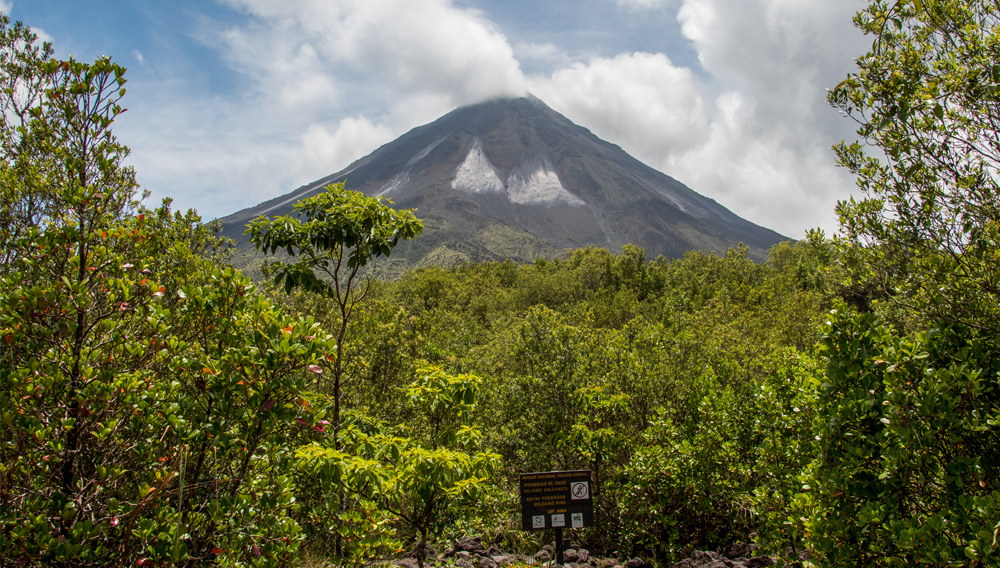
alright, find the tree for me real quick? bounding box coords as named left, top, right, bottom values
left=0, top=16, right=55, bottom=273
left=246, top=182, right=423, bottom=441
left=246, top=184, right=422, bottom=560
left=798, top=0, right=1000, bottom=564
left=828, top=0, right=1000, bottom=328
left=0, top=19, right=332, bottom=566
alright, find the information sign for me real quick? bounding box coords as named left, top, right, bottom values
left=519, top=470, right=593, bottom=531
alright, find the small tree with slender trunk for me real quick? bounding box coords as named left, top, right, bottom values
left=246, top=181, right=423, bottom=443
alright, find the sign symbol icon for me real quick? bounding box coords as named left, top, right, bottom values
left=533, top=515, right=545, bottom=529
left=572, top=512, right=584, bottom=528
left=551, top=514, right=565, bottom=528
left=571, top=481, right=590, bottom=500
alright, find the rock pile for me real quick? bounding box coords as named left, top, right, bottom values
left=667, top=549, right=774, bottom=568
left=389, top=536, right=777, bottom=568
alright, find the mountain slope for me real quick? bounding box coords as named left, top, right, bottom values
left=222, top=96, right=787, bottom=272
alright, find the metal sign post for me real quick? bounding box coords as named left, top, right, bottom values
left=519, top=470, right=593, bottom=564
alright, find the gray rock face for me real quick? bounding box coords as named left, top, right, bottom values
left=535, top=550, right=551, bottom=563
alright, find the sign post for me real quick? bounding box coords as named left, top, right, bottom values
left=520, top=470, right=594, bottom=565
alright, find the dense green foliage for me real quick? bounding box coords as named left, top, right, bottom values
left=800, top=314, right=999, bottom=566
left=0, top=19, right=334, bottom=567
left=829, top=0, right=1000, bottom=329
left=5, top=0, right=1000, bottom=565
left=798, top=0, right=1000, bottom=565
left=265, top=242, right=834, bottom=561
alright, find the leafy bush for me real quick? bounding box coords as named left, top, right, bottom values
left=0, top=24, right=332, bottom=566
left=798, top=309, right=1000, bottom=566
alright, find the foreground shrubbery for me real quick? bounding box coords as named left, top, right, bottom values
left=275, top=241, right=834, bottom=561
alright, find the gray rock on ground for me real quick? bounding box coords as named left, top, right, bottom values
left=625, top=558, right=653, bottom=568
left=387, top=534, right=776, bottom=568
left=668, top=548, right=776, bottom=568
left=456, top=537, right=486, bottom=554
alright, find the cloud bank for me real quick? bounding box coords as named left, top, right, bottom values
left=117, top=0, right=868, bottom=238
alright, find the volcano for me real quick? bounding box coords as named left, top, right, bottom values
left=221, top=96, right=786, bottom=271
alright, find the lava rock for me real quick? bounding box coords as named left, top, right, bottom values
left=721, top=544, right=753, bottom=559
left=457, top=537, right=486, bottom=554
left=669, top=549, right=778, bottom=568
left=625, top=558, right=653, bottom=568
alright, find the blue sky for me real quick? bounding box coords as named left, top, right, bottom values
left=9, top=0, right=869, bottom=237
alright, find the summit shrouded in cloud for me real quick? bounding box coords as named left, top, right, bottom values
left=14, top=0, right=868, bottom=238
left=221, top=96, right=787, bottom=271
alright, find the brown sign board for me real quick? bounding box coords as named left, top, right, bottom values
left=520, top=470, right=594, bottom=531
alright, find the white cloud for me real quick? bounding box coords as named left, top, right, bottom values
left=0, top=1, right=12, bottom=16
left=114, top=0, right=868, bottom=237
left=525, top=0, right=868, bottom=236
left=292, top=117, right=394, bottom=186
left=116, top=93, right=301, bottom=218
left=214, top=21, right=339, bottom=112
left=530, top=52, right=710, bottom=162
left=667, top=0, right=868, bottom=235
left=132, top=49, right=145, bottom=64
left=30, top=26, right=54, bottom=45
left=218, top=0, right=527, bottom=110
left=514, top=42, right=573, bottom=71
